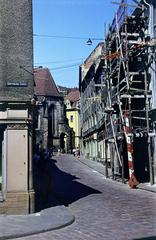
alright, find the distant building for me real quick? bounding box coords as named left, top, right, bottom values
left=57, top=85, right=70, bottom=97
left=57, top=85, right=78, bottom=97
left=64, top=89, right=80, bottom=149
left=34, top=67, right=73, bottom=153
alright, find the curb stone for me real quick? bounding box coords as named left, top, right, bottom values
left=0, top=206, right=75, bottom=240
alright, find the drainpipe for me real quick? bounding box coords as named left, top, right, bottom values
left=144, top=0, right=155, bottom=185
left=143, top=0, right=153, bottom=37
left=143, top=0, right=155, bottom=108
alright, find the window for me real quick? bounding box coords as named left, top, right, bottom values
left=70, top=115, right=74, bottom=122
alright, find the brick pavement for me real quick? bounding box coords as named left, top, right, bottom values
left=11, top=154, right=156, bottom=240
left=78, top=156, right=156, bottom=193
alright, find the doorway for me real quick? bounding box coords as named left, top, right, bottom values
left=60, top=132, right=67, bottom=153
left=0, top=126, right=6, bottom=193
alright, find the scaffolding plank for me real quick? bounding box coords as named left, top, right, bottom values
left=129, top=87, right=151, bottom=93
left=121, top=32, right=140, bottom=37
left=120, top=94, right=144, bottom=98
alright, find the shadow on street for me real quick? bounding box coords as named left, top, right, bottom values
left=33, top=157, right=101, bottom=212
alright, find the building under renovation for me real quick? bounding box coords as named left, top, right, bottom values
left=80, top=0, right=156, bottom=187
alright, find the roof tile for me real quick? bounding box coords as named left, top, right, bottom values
left=34, top=68, right=60, bottom=97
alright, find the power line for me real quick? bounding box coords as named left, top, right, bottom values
left=34, top=57, right=84, bottom=65
left=52, top=68, right=78, bottom=74
left=33, top=33, right=103, bottom=41
left=35, top=62, right=81, bottom=71
left=49, top=62, right=81, bottom=71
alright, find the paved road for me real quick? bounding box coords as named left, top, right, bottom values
left=15, top=154, right=156, bottom=240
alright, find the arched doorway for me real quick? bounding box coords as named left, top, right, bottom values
left=60, top=132, right=67, bottom=153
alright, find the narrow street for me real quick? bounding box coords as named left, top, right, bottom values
left=17, top=154, right=156, bottom=240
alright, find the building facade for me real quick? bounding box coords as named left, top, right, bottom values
left=79, top=43, right=105, bottom=161
left=0, top=0, right=34, bottom=214
left=64, top=89, right=80, bottom=149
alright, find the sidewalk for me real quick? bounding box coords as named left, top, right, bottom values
left=0, top=205, right=75, bottom=240
left=0, top=156, right=75, bottom=240
left=77, top=155, right=156, bottom=193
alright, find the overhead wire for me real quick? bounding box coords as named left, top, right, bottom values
left=34, top=57, right=85, bottom=65
left=48, top=62, right=81, bottom=71
left=33, top=33, right=103, bottom=41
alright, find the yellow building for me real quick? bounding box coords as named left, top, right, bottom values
left=64, top=89, right=80, bottom=149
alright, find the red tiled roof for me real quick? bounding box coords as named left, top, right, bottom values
left=34, top=68, right=60, bottom=97
left=64, top=89, right=80, bottom=107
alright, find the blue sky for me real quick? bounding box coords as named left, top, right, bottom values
left=33, top=0, right=116, bottom=87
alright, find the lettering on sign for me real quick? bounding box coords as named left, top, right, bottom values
left=6, top=81, right=28, bottom=87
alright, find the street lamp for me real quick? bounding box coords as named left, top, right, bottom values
left=87, top=38, right=93, bottom=45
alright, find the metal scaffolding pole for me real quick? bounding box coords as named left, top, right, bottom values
left=145, top=70, right=154, bottom=185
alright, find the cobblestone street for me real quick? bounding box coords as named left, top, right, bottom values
left=16, top=154, right=156, bottom=240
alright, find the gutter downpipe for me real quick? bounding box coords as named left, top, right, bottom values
left=143, top=0, right=153, bottom=37
left=143, top=0, right=155, bottom=185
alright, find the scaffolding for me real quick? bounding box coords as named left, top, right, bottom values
left=102, top=0, right=156, bottom=187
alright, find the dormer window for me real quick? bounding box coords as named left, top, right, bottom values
left=65, top=99, right=71, bottom=109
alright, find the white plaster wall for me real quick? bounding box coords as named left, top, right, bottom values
left=7, top=129, right=28, bottom=191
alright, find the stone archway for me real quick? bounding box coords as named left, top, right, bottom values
left=60, top=132, right=67, bottom=153
left=59, top=124, right=74, bottom=154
